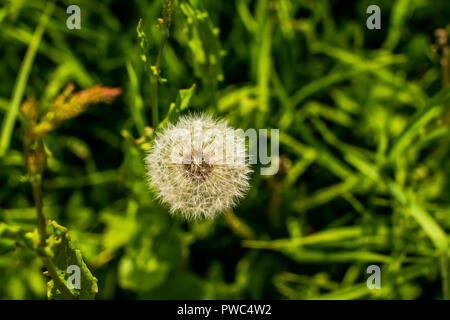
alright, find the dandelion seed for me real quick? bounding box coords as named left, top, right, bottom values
left=145, top=114, right=251, bottom=220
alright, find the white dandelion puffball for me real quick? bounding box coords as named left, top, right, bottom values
left=145, top=114, right=252, bottom=220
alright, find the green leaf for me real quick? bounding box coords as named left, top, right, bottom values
left=383, top=0, right=416, bottom=50
left=308, top=283, right=373, bottom=300
left=118, top=255, right=170, bottom=292
left=0, top=2, right=54, bottom=156
left=388, top=86, right=450, bottom=161
left=243, top=226, right=363, bottom=249
left=0, top=222, right=46, bottom=256
left=158, top=84, right=196, bottom=128
left=47, top=221, right=98, bottom=300
left=280, top=248, right=389, bottom=264
left=0, top=239, right=16, bottom=255
left=126, top=62, right=146, bottom=136
left=175, top=84, right=196, bottom=113
left=408, top=201, right=448, bottom=252
left=100, top=200, right=137, bottom=254
left=179, top=2, right=224, bottom=82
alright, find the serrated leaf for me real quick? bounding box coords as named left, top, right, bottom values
left=47, top=221, right=98, bottom=300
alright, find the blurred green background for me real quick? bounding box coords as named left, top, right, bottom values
left=1, top=0, right=450, bottom=299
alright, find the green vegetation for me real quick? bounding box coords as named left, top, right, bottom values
left=0, top=0, right=449, bottom=299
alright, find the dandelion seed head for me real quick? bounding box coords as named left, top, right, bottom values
left=145, top=114, right=252, bottom=220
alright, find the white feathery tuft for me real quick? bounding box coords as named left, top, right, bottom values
left=145, top=114, right=252, bottom=220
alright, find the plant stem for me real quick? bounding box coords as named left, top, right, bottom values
left=224, top=210, right=256, bottom=240
left=0, top=2, right=54, bottom=156
left=150, top=33, right=168, bottom=128
left=150, top=75, right=159, bottom=128
left=155, top=30, right=167, bottom=71
left=150, top=4, right=171, bottom=128
left=31, top=179, right=47, bottom=245
left=30, top=159, right=74, bottom=299
left=41, top=257, right=74, bottom=300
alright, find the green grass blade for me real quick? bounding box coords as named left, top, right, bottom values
left=0, top=2, right=54, bottom=156
left=388, top=86, right=450, bottom=161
